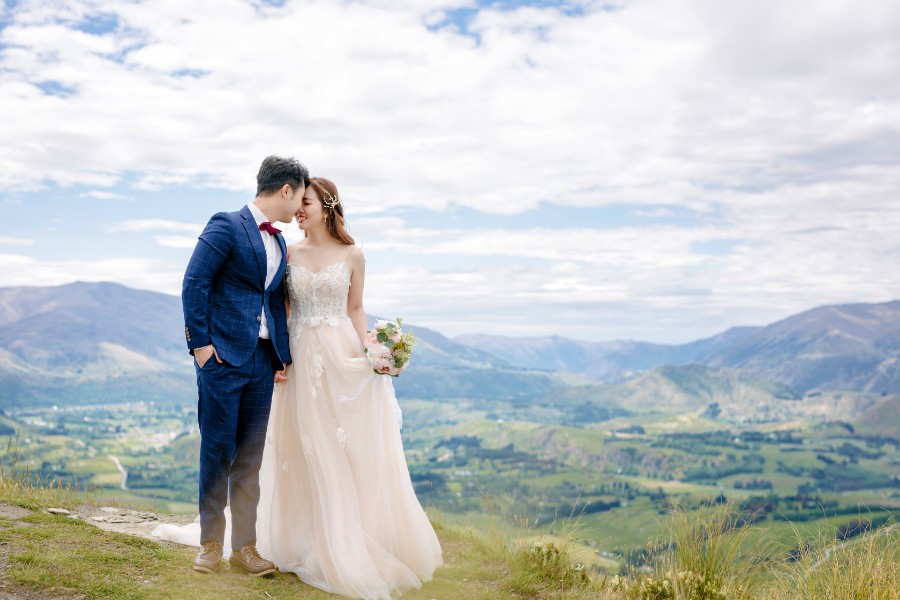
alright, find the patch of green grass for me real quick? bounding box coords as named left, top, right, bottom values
left=742, top=510, right=897, bottom=552
left=602, top=504, right=768, bottom=600
left=0, top=508, right=511, bottom=599
left=663, top=504, right=769, bottom=598
left=577, top=497, right=664, bottom=555
left=402, top=522, right=518, bottom=600
left=3, top=476, right=898, bottom=599
left=0, top=488, right=517, bottom=599
left=1, top=447, right=92, bottom=511
left=764, top=520, right=900, bottom=599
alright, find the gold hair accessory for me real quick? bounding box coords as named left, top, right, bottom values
left=322, top=190, right=340, bottom=209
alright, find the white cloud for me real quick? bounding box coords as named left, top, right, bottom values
left=364, top=242, right=898, bottom=341
left=0, top=236, right=34, bottom=246
left=0, top=0, right=896, bottom=213
left=633, top=208, right=674, bottom=219
left=81, top=190, right=132, bottom=201
left=0, top=252, right=182, bottom=293
left=1, top=0, right=899, bottom=342
left=152, top=235, right=198, bottom=249
left=106, top=218, right=203, bottom=248
left=112, top=219, right=202, bottom=234
left=353, top=195, right=900, bottom=340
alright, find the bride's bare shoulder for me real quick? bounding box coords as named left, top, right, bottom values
left=346, top=245, right=365, bottom=263
left=346, top=245, right=365, bottom=276
left=287, top=240, right=308, bottom=256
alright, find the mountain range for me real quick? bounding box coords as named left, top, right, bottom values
left=456, top=301, right=900, bottom=395
left=0, top=282, right=567, bottom=408
left=0, top=282, right=897, bottom=430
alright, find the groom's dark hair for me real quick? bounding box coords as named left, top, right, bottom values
left=256, top=155, right=310, bottom=196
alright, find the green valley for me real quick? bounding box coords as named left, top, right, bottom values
left=3, top=393, right=897, bottom=574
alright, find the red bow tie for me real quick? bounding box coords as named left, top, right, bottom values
left=259, top=222, right=281, bottom=235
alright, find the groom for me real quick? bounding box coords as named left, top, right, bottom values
left=182, top=155, right=308, bottom=575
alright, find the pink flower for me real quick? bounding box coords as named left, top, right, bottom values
left=367, top=343, right=390, bottom=359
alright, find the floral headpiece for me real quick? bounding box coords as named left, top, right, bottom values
left=322, top=189, right=340, bottom=209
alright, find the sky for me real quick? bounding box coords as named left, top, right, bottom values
left=0, top=0, right=898, bottom=343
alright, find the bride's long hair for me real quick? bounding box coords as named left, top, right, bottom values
left=307, top=177, right=355, bottom=246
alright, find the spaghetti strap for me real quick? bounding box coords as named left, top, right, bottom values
left=345, top=245, right=355, bottom=260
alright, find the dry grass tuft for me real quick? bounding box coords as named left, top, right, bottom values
left=764, top=516, right=899, bottom=600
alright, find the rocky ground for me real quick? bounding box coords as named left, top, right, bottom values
left=66, top=504, right=196, bottom=539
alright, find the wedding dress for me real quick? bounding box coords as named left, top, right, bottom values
left=256, top=260, right=442, bottom=598
left=155, top=260, right=442, bottom=598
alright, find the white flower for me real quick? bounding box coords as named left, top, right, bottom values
left=301, top=435, right=313, bottom=455
left=366, top=343, right=391, bottom=360
left=304, top=315, right=338, bottom=327
left=312, top=353, right=324, bottom=378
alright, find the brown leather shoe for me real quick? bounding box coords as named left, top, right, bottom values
left=229, top=543, right=276, bottom=576
left=192, top=541, right=224, bottom=574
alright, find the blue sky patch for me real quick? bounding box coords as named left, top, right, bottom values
left=73, top=12, right=119, bottom=36
left=690, top=239, right=740, bottom=257
left=381, top=202, right=709, bottom=231
left=172, top=69, right=210, bottom=79
left=428, top=1, right=590, bottom=39
left=35, top=81, right=76, bottom=97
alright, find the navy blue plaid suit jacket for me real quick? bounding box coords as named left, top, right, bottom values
left=182, top=205, right=292, bottom=368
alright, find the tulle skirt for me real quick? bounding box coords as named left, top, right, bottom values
left=256, top=317, right=442, bottom=599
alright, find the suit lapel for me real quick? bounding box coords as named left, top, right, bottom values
left=240, top=205, right=267, bottom=289
left=266, top=233, right=286, bottom=292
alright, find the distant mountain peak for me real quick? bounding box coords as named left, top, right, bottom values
left=457, top=300, right=900, bottom=395
left=2, top=282, right=899, bottom=413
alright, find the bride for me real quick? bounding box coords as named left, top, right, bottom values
left=157, top=178, right=442, bottom=599
left=257, top=177, right=442, bottom=598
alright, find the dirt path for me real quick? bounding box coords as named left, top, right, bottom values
left=74, top=503, right=196, bottom=538
left=107, top=455, right=129, bottom=491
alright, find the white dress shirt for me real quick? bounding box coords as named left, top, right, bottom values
left=247, top=203, right=282, bottom=340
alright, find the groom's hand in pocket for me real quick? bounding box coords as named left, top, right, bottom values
left=195, top=345, right=221, bottom=369
left=274, top=364, right=288, bottom=384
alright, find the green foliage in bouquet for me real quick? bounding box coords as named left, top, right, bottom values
left=366, top=318, right=418, bottom=376
left=375, top=318, right=417, bottom=374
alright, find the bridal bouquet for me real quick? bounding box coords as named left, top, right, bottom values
left=365, top=318, right=417, bottom=377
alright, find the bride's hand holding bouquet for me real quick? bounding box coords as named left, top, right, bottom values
left=365, top=318, right=416, bottom=377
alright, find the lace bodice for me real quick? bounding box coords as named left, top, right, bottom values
left=286, top=261, right=350, bottom=331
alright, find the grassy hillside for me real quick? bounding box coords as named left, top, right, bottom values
left=1, top=473, right=896, bottom=599
left=543, top=365, right=799, bottom=420
left=853, top=394, right=900, bottom=438
left=0, top=463, right=606, bottom=600
left=4, top=398, right=898, bottom=559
